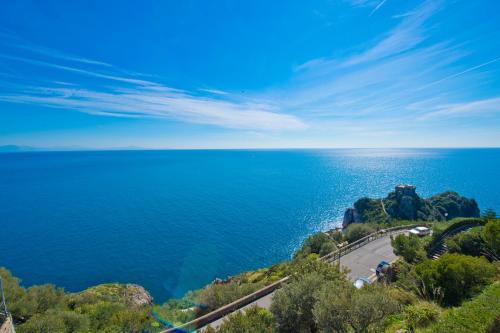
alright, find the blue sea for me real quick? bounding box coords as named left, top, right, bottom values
left=0, top=149, right=499, bottom=302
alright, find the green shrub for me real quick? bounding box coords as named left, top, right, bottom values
left=197, top=280, right=267, bottom=312
left=421, top=282, right=500, bottom=333
left=345, top=223, right=376, bottom=243
left=328, top=230, right=344, bottom=243
left=415, top=254, right=496, bottom=306
left=386, top=287, right=419, bottom=306
left=404, top=302, right=440, bottom=332
left=391, top=234, right=426, bottom=263
left=294, top=232, right=337, bottom=259
left=482, top=219, right=500, bottom=258
left=445, top=227, right=485, bottom=257
left=0, top=267, right=153, bottom=332
left=313, top=284, right=401, bottom=333
left=16, top=312, right=67, bottom=333
left=319, top=241, right=337, bottom=256
left=203, top=306, right=276, bottom=333
left=271, top=259, right=347, bottom=333
left=482, top=208, right=497, bottom=220
left=389, top=260, right=423, bottom=298
left=271, top=272, right=327, bottom=333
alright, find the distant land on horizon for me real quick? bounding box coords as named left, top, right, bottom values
left=1, top=145, right=500, bottom=153
left=0, top=145, right=146, bottom=152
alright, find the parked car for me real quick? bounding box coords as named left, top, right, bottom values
left=375, top=260, right=390, bottom=277
left=354, top=277, right=372, bottom=289
left=409, top=226, right=431, bottom=237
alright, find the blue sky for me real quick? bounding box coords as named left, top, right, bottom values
left=0, top=0, right=499, bottom=149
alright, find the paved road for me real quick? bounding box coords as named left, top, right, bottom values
left=340, top=232, right=402, bottom=280
left=204, top=232, right=400, bottom=331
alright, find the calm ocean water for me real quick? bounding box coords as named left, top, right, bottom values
left=0, top=149, right=499, bottom=302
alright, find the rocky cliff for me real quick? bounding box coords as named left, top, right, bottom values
left=343, top=185, right=480, bottom=227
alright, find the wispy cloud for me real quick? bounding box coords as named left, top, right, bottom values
left=0, top=85, right=306, bottom=130
left=416, top=56, right=500, bottom=91
left=392, top=11, right=417, bottom=19
left=345, top=0, right=390, bottom=16
left=0, top=42, right=306, bottom=131
left=418, top=97, right=500, bottom=120
left=0, top=53, right=159, bottom=86
left=0, top=29, right=112, bottom=67
left=0, top=27, right=310, bottom=131
left=264, top=0, right=499, bottom=132
left=345, top=0, right=379, bottom=8
left=342, top=0, right=440, bottom=66
left=198, top=88, right=229, bottom=95
left=370, top=0, right=388, bottom=16
left=14, top=43, right=113, bottom=67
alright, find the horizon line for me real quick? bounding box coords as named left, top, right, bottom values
left=1, top=145, right=500, bottom=153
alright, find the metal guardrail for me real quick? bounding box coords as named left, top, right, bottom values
left=320, top=224, right=419, bottom=263
left=0, top=277, right=14, bottom=333
left=161, top=224, right=420, bottom=333
left=426, top=218, right=485, bottom=258
left=159, top=276, right=290, bottom=333
left=0, top=277, right=9, bottom=327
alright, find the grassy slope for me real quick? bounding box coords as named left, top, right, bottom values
left=419, top=282, right=500, bottom=333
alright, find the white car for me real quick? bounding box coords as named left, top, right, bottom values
left=409, top=226, right=430, bottom=237
left=354, top=277, right=372, bottom=289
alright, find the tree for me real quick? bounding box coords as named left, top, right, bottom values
left=482, top=208, right=497, bottom=220
left=446, top=228, right=484, bottom=257
left=16, top=310, right=91, bottom=333
left=482, top=219, right=500, bottom=259
left=294, top=233, right=337, bottom=259
left=0, top=267, right=28, bottom=321
left=270, top=260, right=347, bottom=333
left=415, top=254, right=496, bottom=306
left=313, top=284, right=400, bottom=333
left=389, top=260, right=424, bottom=299
left=16, top=312, right=66, bottom=333
left=328, top=230, right=343, bottom=243
left=391, top=234, right=426, bottom=263
left=344, top=224, right=376, bottom=243
left=312, top=281, right=353, bottom=333
left=270, top=272, right=325, bottom=333
left=23, top=284, right=65, bottom=315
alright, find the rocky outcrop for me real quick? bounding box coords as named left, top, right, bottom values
left=384, top=184, right=433, bottom=221
left=124, top=284, right=154, bottom=306
left=428, top=191, right=480, bottom=220
left=342, top=207, right=362, bottom=228
left=211, top=276, right=234, bottom=285
left=342, top=185, right=480, bottom=227
left=76, top=283, right=153, bottom=307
